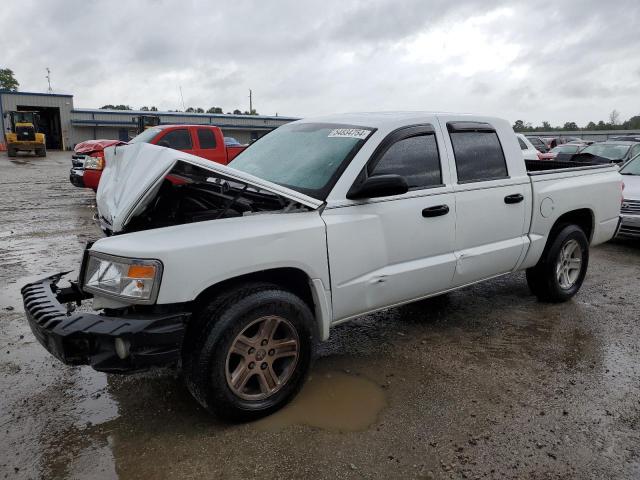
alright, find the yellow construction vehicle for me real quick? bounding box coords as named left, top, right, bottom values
left=4, top=111, right=46, bottom=157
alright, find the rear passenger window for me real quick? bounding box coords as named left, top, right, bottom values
left=160, top=129, right=192, bottom=150
left=448, top=124, right=508, bottom=183
left=370, top=134, right=441, bottom=189
left=517, top=138, right=527, bottom=150
left=197, top=129, right=217, bottom=149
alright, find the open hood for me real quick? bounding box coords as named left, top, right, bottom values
left=96, top=143, right=322, bottom=234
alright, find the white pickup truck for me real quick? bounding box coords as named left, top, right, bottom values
left=22, top=112, right=622, bottom=420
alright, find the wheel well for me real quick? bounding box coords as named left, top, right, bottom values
left=551, top=208, right=594, bottom=242
left=193, top=268, right=315, bottom=312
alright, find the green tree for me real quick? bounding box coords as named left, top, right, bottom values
left=139, top=106, right=149, bottom=111
left=103, top=104, right=132, bottom=110
left=0, top=68, right=19, bottom=91
left=195, top=107, right=205, bottom=113
left=207, top=107, right=223, bottom=114
left=623, top=115, right=640, bottom=129
left=585, top=121, right=597, bottom=130
left=232, top=109, right=242, bottom=115
left=512, top=120, right=526, bottom=132
left=150, top=106, right=158, bottom=111
left=541, top=121, right=551, bottom=130
left=563, top=122, right=578, bottom=130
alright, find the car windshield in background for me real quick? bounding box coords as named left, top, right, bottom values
left=551, top=144, right=580, bottom=154
left=580, top=143, right=630, bottom=160
left=128, top=127, right=161, bottom=144
left=620, top=156, right=640, bottom=175
left=229, top=122, right=374, bottom=199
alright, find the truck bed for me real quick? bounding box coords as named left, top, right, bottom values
left=525, top=159, right=615, bottom=175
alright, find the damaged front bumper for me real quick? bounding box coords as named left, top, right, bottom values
left=22, top=273, right=189, bottom=373
left=69, top=167, right=85, bottom=188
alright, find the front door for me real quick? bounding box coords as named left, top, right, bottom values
left=323, top=125, right=457, bottom=321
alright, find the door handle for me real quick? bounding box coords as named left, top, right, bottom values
left=504, top=193, right=524, bottom=204
left=422, top=204, right=449, bottom=218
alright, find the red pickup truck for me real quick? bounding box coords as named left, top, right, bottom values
left=70, top=125, right=246, bottom=191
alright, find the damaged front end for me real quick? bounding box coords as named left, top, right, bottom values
left=96, top=143, right=322, bottom=235
left=22, top=271, right=188, bottom=373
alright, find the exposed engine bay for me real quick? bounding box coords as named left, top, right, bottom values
left=120, top=161, right=312, bottom=234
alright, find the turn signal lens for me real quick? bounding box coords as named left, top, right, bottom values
left=127, top=265, right=156, bottom=278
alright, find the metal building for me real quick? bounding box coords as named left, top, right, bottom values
left=1, top=91, right=297, bottom=150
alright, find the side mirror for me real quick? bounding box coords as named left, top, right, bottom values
left=158, top=140, right=170, bottom=148
left=347, top=174, right=409, bottom=200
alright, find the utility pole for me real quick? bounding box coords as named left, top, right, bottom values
left=46, top=67, right=52, bottom=93
left=249, top=89, right=253, bottom=114
left=179, top=86, right=185, bottom=111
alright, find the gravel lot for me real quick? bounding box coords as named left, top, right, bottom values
left=1, top=151, right=639, bottom=479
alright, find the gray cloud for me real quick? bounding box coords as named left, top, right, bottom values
left=1, top=0, right=639, bottom=125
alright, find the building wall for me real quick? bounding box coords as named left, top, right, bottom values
left=1, top=92, right=74, bottom=149
left=69, top=109, right=297, bottom=147
left=2, top=91, right=297, bottom=149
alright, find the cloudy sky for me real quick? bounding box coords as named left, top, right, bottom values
left=2, top=0, right=639, bottom=126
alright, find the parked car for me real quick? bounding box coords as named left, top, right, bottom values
left=23, top=112, right=622, bottom=421
left=70, top=139, right=126, bottom=190
left=538, top=143, right=587, bottom=160
left=575, top=141, right=640, bottom=165
left=224, top=136, right=244, bottom=146
left=609, top=135, right=640, bottom=142
left=70, top=125, right=247, bottom=191
left=618, top=154, right=640, bottom=238
left=516, top=134, right=539, bottom=160
left=526, top=136, right=549, bottom=153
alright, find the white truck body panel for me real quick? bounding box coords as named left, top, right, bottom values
left=89, top=112, right=623, bottom=341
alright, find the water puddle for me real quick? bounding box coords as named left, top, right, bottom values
left=255, top=370, right=386, bottom=432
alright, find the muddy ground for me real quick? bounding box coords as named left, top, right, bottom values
left=1, top=151, right=639, bottom=479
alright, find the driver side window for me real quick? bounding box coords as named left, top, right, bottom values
left=370, top=133, right=442, bottom=189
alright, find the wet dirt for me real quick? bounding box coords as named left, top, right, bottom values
left=1, top=151, right=640, bottom=479
left=256, top=369, right=386, bottom=432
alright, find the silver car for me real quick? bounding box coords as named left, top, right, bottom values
left=618, top=154, right=640, bottom=238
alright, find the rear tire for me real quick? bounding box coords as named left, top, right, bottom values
left=183, top=283, right=315, bottom=421
left=526, top=224, right=589, bottom=302
left=36, top=148, right=46, bottom=157
left=7, top=147, right=17, bottom=157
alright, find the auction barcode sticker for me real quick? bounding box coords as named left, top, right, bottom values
left=328, top=128, right=370, bottom=139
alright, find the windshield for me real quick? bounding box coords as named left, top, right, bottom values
left=229, top=122, right=374, bottom=199
left=581, top=143, right=630, bottom=160
left=128, top=127, right=161, bottom=144
left=620, top=155, right=640, bottom=175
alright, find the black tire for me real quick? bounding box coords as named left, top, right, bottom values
left=7, top=147, right=17, bottom=157
left=183, top=283, right=315, bottom=421
left=526, top=224, right=589, bottom=302
left=37, top=148, right=46, bottom=157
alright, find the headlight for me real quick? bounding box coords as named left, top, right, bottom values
left=84, top=156, right=104, bottom=170
left=83, top=252, right=163, bottom=304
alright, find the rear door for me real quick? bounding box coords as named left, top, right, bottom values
left=323, top=125, right=457, bottom=321
left=439, top=119, right=529, bottom=287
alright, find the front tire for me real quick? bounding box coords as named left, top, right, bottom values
left=183, top=284, right=315, bottom=421
left=526, top=224, right=589, bottom=302
left=7, top=147, right=17, bottom=157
